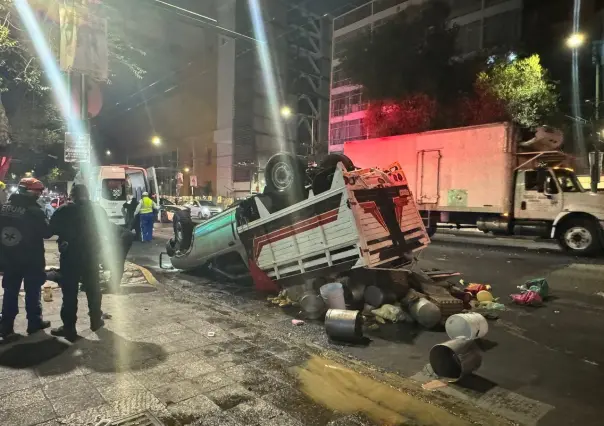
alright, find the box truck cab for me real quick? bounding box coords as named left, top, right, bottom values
left=74, top=165, right=158, bottom=225
left=343, top=123, right=604, bottom=255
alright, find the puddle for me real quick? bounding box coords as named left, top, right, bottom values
left=295, top=356, right=471, bottom=426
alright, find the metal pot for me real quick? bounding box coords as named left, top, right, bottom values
left=408, top=298, right=441, bottom=328
left=364, top=285, right=396, bottom=308
left=300, top=293, right=326, bottom=320
left=325, top=309, right=363, bottom=342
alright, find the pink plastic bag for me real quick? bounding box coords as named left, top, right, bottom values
left=510, top=290, right=543, bottom=306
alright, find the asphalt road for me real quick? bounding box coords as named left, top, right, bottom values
left=130, top=227, right=604, bottom=426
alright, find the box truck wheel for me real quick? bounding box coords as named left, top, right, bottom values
left=558, top=218, right=602, bottom=255
left=173, top=210, right=194, bottom=251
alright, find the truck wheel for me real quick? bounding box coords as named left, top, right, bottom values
left=559, top=218, right=602, bottom=256
left=319, top=153, right=356, bottom=171
left=173, top=211, right=194, bottom=251
left=264, top=153, right=306, bottom=205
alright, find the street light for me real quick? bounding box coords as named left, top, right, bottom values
left=566, top=33, right=586, bottom=49
left=280, top=106, right=292, bottom=118
left=152, top=136, right=161, bottom=146
left=183, top=167, right=190, bottom=173
left=105, top=150, right=111, bottom=156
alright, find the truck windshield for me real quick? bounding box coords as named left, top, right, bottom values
left=553, top=169, right=583, bottom=193
left=102, top=179, right=127, bottom=201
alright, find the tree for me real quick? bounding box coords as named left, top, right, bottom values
left=364, top=95, right=437, bottom=137
left=339, top=1, right=464, bottom=104
left=0, top=0, right=145, bottom=149
left=476, top=54, right=558, bottom=128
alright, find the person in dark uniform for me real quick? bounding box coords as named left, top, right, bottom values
left=49, top=184, right=112, bottom=341
left=0, top=178, right=52, bottom=341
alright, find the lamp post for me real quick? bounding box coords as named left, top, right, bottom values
left=280, top=106, right=318, bottom=155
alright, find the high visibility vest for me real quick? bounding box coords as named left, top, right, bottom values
left=140, top=197, right=154, bottom=214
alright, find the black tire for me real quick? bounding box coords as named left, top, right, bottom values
left=319, top=153, right=356, bottom=171
left=173, top=210, right=194, bottom=251
left=264, top=152, right=306, bottom=205
left=558, top=218, right=602, bottom=256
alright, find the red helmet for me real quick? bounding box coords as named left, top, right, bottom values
left=18, top=177, right=44, bottom=194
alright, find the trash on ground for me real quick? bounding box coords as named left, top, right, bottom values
left=371, top=304, right=406, bottom=323
left=476, top=290, right=494, bottom=303
left=42, top=285, right=53, bottom=302
left=320, top=283, right=347, bottom=310
left=445, top=312, right=489, bottom=340
left=207, top=331, right=216, bottom=337
left=517, top=278, right=549, bottom=298
left=510, top=290, right=543, bottom=306
left=595, top=291, right=604, bottom=298
left=409, top=298, right=441, bottom=329
left=477, top=301, right=506, bottom=311
left=464, top=283, right=492, bottom=295
left=422, top=379, right=448, bottom=391
left=292, top=319, right=305, bottom=326
left=324, top=309, right=363, bottom=342
left=429, top=337, right=482, bottom=382
left=300, top=293, right=326, bottom=320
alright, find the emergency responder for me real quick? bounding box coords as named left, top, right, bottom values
left=0, top=181, right=7, bottom=205
left=0, top=178, right=52, bottom=341
left=134, top=191, right=157, bottom=242
left=49, top=184, right=111, bottom=341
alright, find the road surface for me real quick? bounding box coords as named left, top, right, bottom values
left=129, top=226, right=604, bottom=425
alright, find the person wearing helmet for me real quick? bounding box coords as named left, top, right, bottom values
left=0, top=177, right=52, bottom=342
left=49, top=184, right=113, bottom=341
left=134, top=191, right=157, bottom=242
left=0, top=181, right=7, bottom=205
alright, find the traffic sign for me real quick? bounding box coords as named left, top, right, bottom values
left=64, top=132, right=90, bottom=163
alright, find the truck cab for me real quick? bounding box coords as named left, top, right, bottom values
left=514, top=167, right=604, bottom=254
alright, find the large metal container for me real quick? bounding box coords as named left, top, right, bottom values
left=429, top=337, right=482, bottom=382
left=300, top=293, right=326, bottom=320
left=324, top=309, right=363, bottom=342
left=408, top=298, right=441, bottom=328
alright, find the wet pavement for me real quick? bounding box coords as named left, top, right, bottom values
left=0, top=241, right=509, bottom=426
left=133, top=228, right=604, bottom=426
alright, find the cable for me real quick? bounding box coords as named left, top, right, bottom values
left=96, top=0, right=359, bottom=119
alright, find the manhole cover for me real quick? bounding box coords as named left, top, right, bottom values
left=111, top=411, right=164, bottom=426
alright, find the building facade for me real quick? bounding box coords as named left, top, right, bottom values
left=328, top=0, right=523, bottom=153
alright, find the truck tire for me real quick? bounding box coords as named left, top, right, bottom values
left=319, top=153, right=356, bottom=171
left=558, top=218, right=602, bottom=256
left=173, top=210, right=194, bottom=251
left=264, top=153, right=306, bottom=205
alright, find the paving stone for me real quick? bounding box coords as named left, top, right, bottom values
left=84, top=371, right=138, bottom=388
left=190, top=411, right=243, bottom=426
left=205, top=384, right=255, bottom=410
left=150, top=322, right=187, bottom=334
left=223, top=364, right=286, bottom=397
left=274, top=349, right=310, bottom=367
left=135, top=367, right=185, bottom=390
left=152, top=377, right=207, bottom=405
left=43, top=375, right=94, bottom=401
left=263, top=387, right=338, bottom=425
left=190, top=371, right=234, bottom=394
left=0, top=386, right=47, bottom=409
left=174, top=359, right=217, bottom=379
left=97, top=380, right=147, bottom=402
left=51, top=387, right=105, bottom=417
left=227, top=398, right=290, bottom=426
left=168, top=394, right=221, bottom=424
left=0, top=399, right=56, bottom=426
left=0, top=370, right=41, bottom=396
left=249, top=356, right=299, bottom=388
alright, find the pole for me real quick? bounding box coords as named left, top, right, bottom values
left=310, top=117, right=315, bottom=156
left=593, top=59, right=601, bottom=193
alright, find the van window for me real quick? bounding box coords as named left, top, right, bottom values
left=102, top=179, right=127, bottom=201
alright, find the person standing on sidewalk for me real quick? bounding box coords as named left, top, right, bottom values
left=49, top=184, right=111, bottom=341
left=134, top=191, right=157, bottom=242
left=0, top=178, right=52, bottom=342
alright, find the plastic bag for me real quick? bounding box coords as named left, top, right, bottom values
left=510, top=290, right=543, bottom=306
left=372, top=304, right=407, bottom=323
left=521, top=278, right=549, bottom=298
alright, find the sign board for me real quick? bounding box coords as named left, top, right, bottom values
left=190, top=175, right=198, bottom=187
left=64, top=132, right=90, bottom=163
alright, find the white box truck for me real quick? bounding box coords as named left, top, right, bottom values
left=344, top=122, right=604, bottom=255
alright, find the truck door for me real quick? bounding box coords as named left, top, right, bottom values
left=514, top=170, right=563, bottom=220
left=417, top=150, right=441, bottom=204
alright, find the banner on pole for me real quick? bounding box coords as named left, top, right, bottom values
left=60, top=4, right=108, bottom=81
left=190, top=175, right=198, bottom=187
left=64, top=132, right=91, bottom=163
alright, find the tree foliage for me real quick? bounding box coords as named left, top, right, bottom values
left=364, top=95, right=437, bottom=137
left=0, top=0, right=145, bottom=149
left=476, top=55, right=558, bottom=128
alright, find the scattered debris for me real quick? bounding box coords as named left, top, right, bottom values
left=476, top=290, right=494, bottom=303
left=101, top=312, right=113, bottom=320
left=445, top=313, right=489, bottom=340
left=511, top=291, right=543, bottom=306
left=430, top=337, right=482, bottom=382
left=42, top=285, right=53, bottom=302
left=325, top=309, right=363, bottom=342
left=371, top=304, right=407, bottom=323
left=517, top=278, right=549, bottom=298
left=267, top=291, right=294, bottom=307
left=422, top=379, right=448, bottom=391
left=292, top=319, right=305, bottom=326
left=207, top=331, right=216, bottom=337
left=320, top=283, right=346, bottom=310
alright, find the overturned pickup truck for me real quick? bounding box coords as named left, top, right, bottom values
left=166, top=153, right=430, bottom=287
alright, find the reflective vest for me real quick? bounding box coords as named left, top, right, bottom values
left=140, top=197, right=154, bottom=214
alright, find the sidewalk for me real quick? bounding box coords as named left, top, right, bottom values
left=0, top=244, right=508, bottom=426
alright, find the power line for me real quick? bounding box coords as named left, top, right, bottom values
left=97, top=0, right=359, bottom=119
